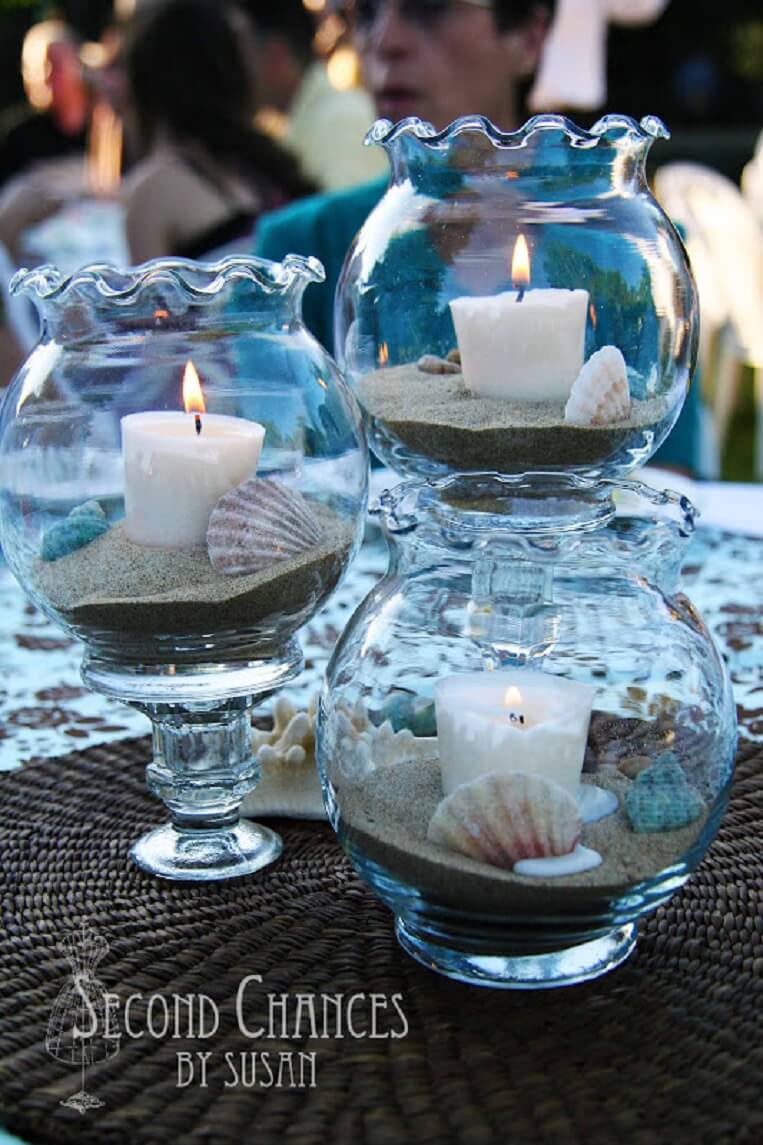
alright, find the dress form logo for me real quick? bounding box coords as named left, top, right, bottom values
left=46, top=923, right=120, bottom=1113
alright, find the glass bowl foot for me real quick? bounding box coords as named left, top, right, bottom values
left=130, top=819, right=282, bottom=882
left=395, top=918, right=637, bottom=989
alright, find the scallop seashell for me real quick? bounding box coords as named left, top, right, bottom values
left=564, top=345, right=631, bottom=427
left=207, top=477, right=323, bottom=575
left=427, top=771, right=581, bottom=869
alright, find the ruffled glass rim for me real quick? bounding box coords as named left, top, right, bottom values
left=10, top=253, right=326, bottom=305
left=365, top=113, right=670, bottom=151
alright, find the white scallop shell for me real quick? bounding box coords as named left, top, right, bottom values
left=427, top=771, right=581, bottom=869
left=564, top=346, right=631, bottom=427
left=207, top=478, right=323, bottom=575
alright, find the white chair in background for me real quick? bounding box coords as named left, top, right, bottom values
left=654, top=162, right=763, bottom=479
left=742, top=130, right=763, bottom=228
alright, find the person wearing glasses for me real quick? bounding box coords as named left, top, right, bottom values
left=253, top=0, right=701, bottom=473
left=253, top=0, right=554, bottom=353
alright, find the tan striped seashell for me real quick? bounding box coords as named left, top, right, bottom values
left=564, top=345, right=631, bottom=426
left=427, top=771, right=581, bottom=869
left=207, top=477, right=323, bottom=575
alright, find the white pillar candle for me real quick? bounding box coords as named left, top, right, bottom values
left=434, top=669, right=595, bottom=797
left=449, top=288, right=589, bottom=402
left=121, top=412, right=265, bottom=548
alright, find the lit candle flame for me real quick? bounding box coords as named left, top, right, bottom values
left=511, top=234, right=530, bottom=293
left=378, top=341, right=389, bottom=367
left=183, top=360, right=205, bottom=414
left=504, top=685, right=525, bottom=726
left=183, top=360, right=205, bottom=435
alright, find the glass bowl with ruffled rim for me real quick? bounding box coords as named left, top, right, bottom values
left=0, top=254, right=368, bottom=881
left=336, top=114, right=697, bottom=482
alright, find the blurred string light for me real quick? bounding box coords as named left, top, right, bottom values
left=306, top=1, right=361, bottom=91
left=86, top=102, right=123, bottom=194
left=327, top=44, right=360, bottom=90
left=79, top=41, right=109, bottom=69
left=314, top=12, right=346, bottom=56
left=21, top=20, right=67, bottom=111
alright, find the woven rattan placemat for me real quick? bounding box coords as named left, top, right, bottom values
left=0, top=737, right=761, bottom=1145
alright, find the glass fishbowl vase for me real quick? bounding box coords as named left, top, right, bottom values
left=317, top=473, right=736, bottom=988
left=0, top=255, right=367, bottom=880
left=337, top=114, right=698, bottom=480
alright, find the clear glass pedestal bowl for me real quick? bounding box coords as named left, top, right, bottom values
left=0, top=255, right=367, bottom=880
left=337, top=114, right=698, bottom=480
left=316, top=473, right=737, bottom=987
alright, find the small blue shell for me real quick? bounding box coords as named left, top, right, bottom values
left=41, top=502, right=110, bottom=561
left=625, top=753, right=704, bottom=833
left=375, top=693, right=437, bottom=737
left=69, top=499, right=106, bottom=521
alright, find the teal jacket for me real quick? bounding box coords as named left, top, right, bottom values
left=254, top=178, right=701, bottom=474
left=255, top=177, right=386, bottom=356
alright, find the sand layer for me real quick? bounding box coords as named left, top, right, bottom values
left=338, top=755, right=708, bottom=915
left=34, top=504, right=355, bottom=636
left=358, top=364, right=672, bottom=471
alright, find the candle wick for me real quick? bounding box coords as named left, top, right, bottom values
left=516, top=286, right=525, bottom=303
left=195, top=414, right=202, bottom=436
left=508, top=712, right=525, bottom=725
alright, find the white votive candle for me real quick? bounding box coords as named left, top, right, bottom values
left=449, top=287, right=589, bottom=402
left=121, top=412, right=265, bottom=548
left=434, top=669, right=595, bottom=797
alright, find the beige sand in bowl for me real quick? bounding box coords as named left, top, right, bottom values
left=358, top=364, right=672, bottom=471
left=337, top=755, right=707, bottom=916
left=34, top=504, right=355, bottom=635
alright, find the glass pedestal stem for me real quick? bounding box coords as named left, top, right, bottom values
left=128, top=697, right=282, bottom=881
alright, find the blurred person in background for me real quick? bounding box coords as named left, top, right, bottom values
left=238, top=0, right=386, bottom=191
left=0, top=13, right=133, bottom=267
left=0, top=20, right=92, bottom=260
left=254, top=0, right=554, bottom=351
left=120, top=0, right=317, bottom=263
left=0, top=20, right=89, bottom=188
